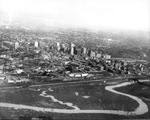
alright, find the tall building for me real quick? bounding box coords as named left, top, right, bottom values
left=15, top=42, right=19, bottom=49
left=34, top=41, right=39, bottom=48
left=81, top=47, right=87, bottom=55
left=56, top=42, right=61, bottom=51
left=0, top=65, right=4, bottom=74
left=70, top=43, right=76, bottom=55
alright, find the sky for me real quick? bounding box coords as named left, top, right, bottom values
left=0, top=0, right=150, bottom=31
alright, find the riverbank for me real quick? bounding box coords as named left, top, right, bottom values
left=0, top=80, right=149, bottom=119
left=1, top=74, right=149, bottom=90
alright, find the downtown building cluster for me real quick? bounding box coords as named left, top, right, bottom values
left=0, top=27, right=150, bottom=85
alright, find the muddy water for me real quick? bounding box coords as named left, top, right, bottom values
left=105, top=82, right=148, bottom=115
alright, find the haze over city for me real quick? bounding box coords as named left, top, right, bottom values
left=0, top=0, right=150, bottom=32
left=1, top=0, right=150, bottom=120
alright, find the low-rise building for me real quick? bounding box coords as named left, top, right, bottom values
left=0, top=74, right=6, bottom=84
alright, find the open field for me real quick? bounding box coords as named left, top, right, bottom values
left=0, top=79, right=150, bottom=119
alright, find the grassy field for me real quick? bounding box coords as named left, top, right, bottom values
left=115, top=80, right=150, bottom=119
left=116, top=81, right=150, bottom=99
left=0, top=81, right=149, bottom=119
left=40, top=82, right=138, bottom=111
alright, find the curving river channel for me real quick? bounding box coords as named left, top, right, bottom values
left=0, top=81, right=148, bottom=116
